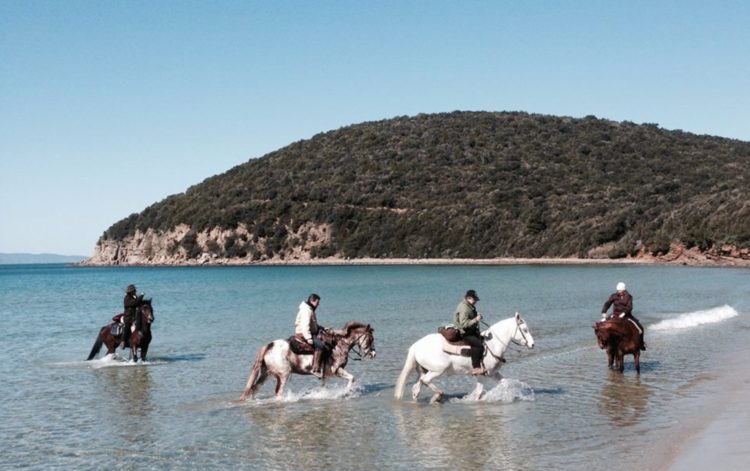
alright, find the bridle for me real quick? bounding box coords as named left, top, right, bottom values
left=347, top=329, right=374, bottom=361
left=138, top=304, right=154, bottom=325
left=483, top=317, right=530, bottom=361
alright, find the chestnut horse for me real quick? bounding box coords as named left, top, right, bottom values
left=87, top=299, right=155, bottom=362
left=593, top=318, right=642, bottom=373
left=239, top=321, right=376, bottom=400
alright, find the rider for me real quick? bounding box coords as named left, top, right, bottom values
left=295, top=293, right=326, bottom=378
left=454, top=289, right=485, bottom=375
left=601, top=282, right=646, bottom=350
left=121, top=284, right=144, bottom=349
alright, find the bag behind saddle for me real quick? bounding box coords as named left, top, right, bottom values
left=438, top=325, right=461, bottom=342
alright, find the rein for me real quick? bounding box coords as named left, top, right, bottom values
left=483, top=319, right=529, bottom=360
left=345, top=331, right=370, bottom=360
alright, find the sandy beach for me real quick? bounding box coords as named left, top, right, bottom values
left=662, top=343, right=750, bottom=470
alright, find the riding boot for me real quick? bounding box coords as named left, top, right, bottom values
left=469, top=341, right=485, bottom=375
left=121, top=326, right=131, bottom=349
left=311, top=349, right=323, bottom=378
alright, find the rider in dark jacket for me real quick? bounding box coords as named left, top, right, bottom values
left=601, top=282, right=645, bottom=350
left=122, top=284, right=143, bottom=348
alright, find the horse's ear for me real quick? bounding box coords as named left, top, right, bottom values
left=514, top=312, right=520, bottom=321
left=367, top=323, right=372, bottom=331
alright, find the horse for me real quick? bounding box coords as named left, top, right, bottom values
left=593, top=318, right=642, bottom=373
left=394, top=313, right=535, bottom=403
left=239, top=321, right=376, bottom=400
left=87, top=299, right=155, bottom=362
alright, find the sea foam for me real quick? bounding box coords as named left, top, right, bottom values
left=650, top=305, right=739, bottom=331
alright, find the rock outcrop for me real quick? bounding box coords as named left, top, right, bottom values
left=83, top=222, right=332, bottom=266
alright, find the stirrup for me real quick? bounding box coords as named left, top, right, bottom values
left=470, top=367, right=486, bottom=376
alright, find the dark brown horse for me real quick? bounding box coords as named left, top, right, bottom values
left=239, top=321, right=376, bottom=400
left=593, top=318, right=642, bottom=373
left=87, top=299, right=155, bottom=362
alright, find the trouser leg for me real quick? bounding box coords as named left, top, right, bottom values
left=122, top=318, right=132, bottom=346
left=463, top=335, right=484, bottom=368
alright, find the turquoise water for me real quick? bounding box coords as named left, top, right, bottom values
left=1, top=263, right=748, bottom=469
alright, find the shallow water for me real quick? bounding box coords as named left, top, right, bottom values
left=0, top=264, right=748, bottom=469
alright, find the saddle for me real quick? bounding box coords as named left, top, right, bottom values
left=288, top=334, right=315, bottom=354
left=110, top=313, right=136, bottom=338
left=437, top=326, right=473, bottom=356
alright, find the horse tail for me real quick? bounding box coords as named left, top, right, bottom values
left=240, top=342, right=272, bottom=401
left=394, top=346, right=417, bottom=400
left=87, top=328, right=104, bottom=360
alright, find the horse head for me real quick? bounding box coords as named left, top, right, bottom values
left=139, top=299, right=155, bottom=325
left=511, top=312, right=535, bottom=349
left=593, top=322, right=612, bottom=349
left=343, top=321, right=377, bottom=359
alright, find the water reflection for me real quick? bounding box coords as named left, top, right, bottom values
left=243, top=402, right=354, bottom=468
left=392, top=403, right=517, bottom=470
left=598, top=372, right=651, bottom=426
left=94, top=366, right=155, bottom=441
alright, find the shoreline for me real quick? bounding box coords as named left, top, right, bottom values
left=79, top=255, right=750, bottom=268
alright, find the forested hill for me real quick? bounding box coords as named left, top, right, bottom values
left=92, top=112, right=750, bottom=264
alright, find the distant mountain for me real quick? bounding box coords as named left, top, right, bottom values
left=86, top=111, right=750, bottom=265
left=0, top=253, right=87, bottom=264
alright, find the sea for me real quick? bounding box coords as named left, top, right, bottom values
left=1, top=263, right=748, bottom=470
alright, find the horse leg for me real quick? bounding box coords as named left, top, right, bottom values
left=335, top=368, right=355, bottom=389
left=617, top=351, right=625, bottom=373
left=469, top=380, right=484, bottom=400
left=274, top=373, right=289, bottom=398
left=410, top=366, right=426, bottom=400
left=634, top=351, right=640, bottom=374
left=419, top=371, right=445, bottom=404
left=240, top=367, right=268, bottom=401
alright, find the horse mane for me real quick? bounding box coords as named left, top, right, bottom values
left=598, top=319, right=634, bottom=336
left=340, top=321, right=369, bottom=335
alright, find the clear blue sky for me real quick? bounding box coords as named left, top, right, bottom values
left=1, top=1, right=748, bottom=256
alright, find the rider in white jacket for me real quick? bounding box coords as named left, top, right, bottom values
left=294, top=293, right=325, bottom=377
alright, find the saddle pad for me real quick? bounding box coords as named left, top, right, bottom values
left=626, top=318, right=643, bottom=334
left=111, top=323, right=123, bottom=337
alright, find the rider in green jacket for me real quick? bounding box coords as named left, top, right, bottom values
left=454, top=290, right=485, bottom=375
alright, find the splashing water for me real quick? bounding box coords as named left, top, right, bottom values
left=450, top=378, right=535, bottom=403
left=650, top=305, right=739, bottom=331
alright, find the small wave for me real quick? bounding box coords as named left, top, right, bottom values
left=48, top=354, right=153, bottom=369
left=88, top=355, right=158, bottom=369
left=450, top=378, right=535, bottom=403
left=650, top=305, right=739, bottom=331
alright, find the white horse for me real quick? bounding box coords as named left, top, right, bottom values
left=394, top=313, right=534, bottom=403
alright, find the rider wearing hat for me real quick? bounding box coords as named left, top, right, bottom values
left=295, top=293, right=326, bottom=378
left=122, top=284, right=144, bottom=349
left=601, top=282, right=646, bottom=350
left=454, top=289, right=485, bottom=375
